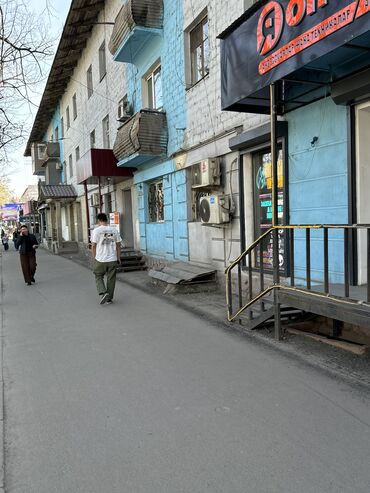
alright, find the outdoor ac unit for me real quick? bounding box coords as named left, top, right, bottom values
left=199, top=195, right=230, bottom=224
left=90, top=193, right=100, bottom=207
left=192, top=158, right=221, bottom=188
left=117, top=96, right=132, bottom=122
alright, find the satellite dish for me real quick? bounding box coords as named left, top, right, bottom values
left=199, top=197, right=210, bottom=223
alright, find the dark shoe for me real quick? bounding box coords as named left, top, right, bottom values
left=27, top=282, right=32, bottom=285
left=31, top=277, right=35, bottom=283
left=100, top=293, right=110, bottom=305
left=106, top=299, right=113, bottom=305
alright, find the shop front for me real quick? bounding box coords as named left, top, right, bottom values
left=220, top=0, right=370, bottom=337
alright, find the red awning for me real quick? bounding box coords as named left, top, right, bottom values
left=76, top=148, right=136, bottom=185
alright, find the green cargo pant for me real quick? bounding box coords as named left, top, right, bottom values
left=93, top=260, right=117, bottom=300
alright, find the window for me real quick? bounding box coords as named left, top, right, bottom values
left=55, top=126, right=59, bottom=143
left=72, top=93, right=77, bottom=120
left=68, top=154, right=73, bottom=178
left=105, top=193, right=112, bottom=214
left=148, top=180, right=164, bottom=222
left=75, top=146, right=80, bottom=162
left=90, top=130, right=96, bottom=149
left=145, top=64, right=163, bottom=110
left=102, top=115, right=110, bottom=148
left=61, top=117, right=64, bottom=138
left=99, top=41, right=106, bottom=81
left=189, top=15, right=209, bottom=85
left=66, top=106, right=70, bottom=130
left=50, top=133, right=54, bottom=142
left=87, top=65, right=93, bottom=98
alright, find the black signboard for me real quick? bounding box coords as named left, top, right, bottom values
left=220, top=0, right=370, bottom=112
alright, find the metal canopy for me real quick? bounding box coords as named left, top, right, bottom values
left=219, top=0, right=370, bottom=115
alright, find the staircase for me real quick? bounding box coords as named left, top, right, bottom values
left=226, top=224, right=370, bottom=342
left=118, top=249, right=146, bottom=272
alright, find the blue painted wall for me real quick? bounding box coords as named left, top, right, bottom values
left=124, top=0, right=188, bottom=261
left=286, top=98, right=349, bottom=283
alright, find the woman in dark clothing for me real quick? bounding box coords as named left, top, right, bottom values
left=16, top=225, right=38, bottom=285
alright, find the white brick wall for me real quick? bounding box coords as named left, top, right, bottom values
left=183, top=0, right=268, bottom=150
left=59, top=0, right=126, bottom=196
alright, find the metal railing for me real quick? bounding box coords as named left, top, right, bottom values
left=226, top=224, right=370, bottom=336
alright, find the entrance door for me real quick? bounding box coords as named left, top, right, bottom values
left=355, top=101, right=370, bottom=284
left=252, top=147, right=287, bottom=273
left=121, top=189, right=134, bottom=248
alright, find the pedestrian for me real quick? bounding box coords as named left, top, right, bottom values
left=2, top=233, right=9, bottom=251
left=91, top=212, right=121, bottom=305
left=16, top=225, right=38, bottom=285
left=12, top=229, right=19, bottom=250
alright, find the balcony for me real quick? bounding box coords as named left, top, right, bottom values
left=41, top=142, right=60, bottom=165
left=113, top=110, right=168, bottom=167
left=31, top=142, right=46, bottom=176
left=108, top=0, right=163, bottom=63
left=76, top=148, right=136, bottom=185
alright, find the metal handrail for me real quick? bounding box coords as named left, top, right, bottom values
left=225, top=223, right=370, bottom=327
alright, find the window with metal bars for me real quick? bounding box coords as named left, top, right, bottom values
left=148, top=180, right=164, bottom=223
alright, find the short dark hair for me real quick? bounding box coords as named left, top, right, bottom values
left=96, top=213, right=108, bottom=222
left=20, top=225, right=28, bottom=230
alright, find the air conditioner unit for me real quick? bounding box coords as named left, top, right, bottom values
left=117, top=96, right=132, bottom=122
left=199, top=195, right=230, bottom=224
left=192, top=158, right=221, bottom=188
left=90, top=193, right=100, bottom=207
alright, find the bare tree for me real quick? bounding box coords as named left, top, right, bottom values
left=0, top=0, right=55, bottom=171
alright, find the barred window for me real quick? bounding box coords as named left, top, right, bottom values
left=148, top=180, right=164, bottom=223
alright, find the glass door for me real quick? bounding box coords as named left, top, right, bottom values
left=253, top=147, right=287, bottom=273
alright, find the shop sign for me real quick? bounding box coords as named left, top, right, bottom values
left=109, top=211, right=120, bottom=233
left=220, top=0, right=370, bottom=110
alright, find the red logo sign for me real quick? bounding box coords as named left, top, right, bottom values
left=257, top=0, right=370, bottom=74
left=257, top=2, right=284, bottom=55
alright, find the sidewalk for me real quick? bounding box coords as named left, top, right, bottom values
left=1, top=248, right=370, bottom=493
left=62, top=249, right=370, bottom=390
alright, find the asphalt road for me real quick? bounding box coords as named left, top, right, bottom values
left=1, top=248, right=369, bottom=493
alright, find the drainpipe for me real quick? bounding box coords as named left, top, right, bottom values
left=270, top=82, right=281, bottom=340
left=98, top=176, right=103, bottom=213
left=84, top=181, right=91, bottom=243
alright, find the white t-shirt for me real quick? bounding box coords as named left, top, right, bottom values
left=91, top=225, right=122, bottom=262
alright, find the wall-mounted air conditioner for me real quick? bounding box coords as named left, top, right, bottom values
left=192, top=158, right=221, bottom=188
left=199, top=194, right=230, bottom=224
left=90, top=193, right=100, bottom=207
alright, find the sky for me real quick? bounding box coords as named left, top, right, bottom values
left=6, top=0, right=71, bottom=198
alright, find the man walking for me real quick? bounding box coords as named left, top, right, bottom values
left=91, top=212, right=122, bottom=304
left=16, top=225, right=38, bottom=285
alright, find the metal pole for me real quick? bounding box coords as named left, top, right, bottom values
left=84, top=181, right=91, bottom=243
left=98, top=176, right=103, bottom=213
left=270, top=83, right=281, bottom=340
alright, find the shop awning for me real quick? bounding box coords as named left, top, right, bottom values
left=219, top=0, right=370, bottom=115
left=39, top=185, right=77, bottom=201
left=76, top=148, right=136, bottom=185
